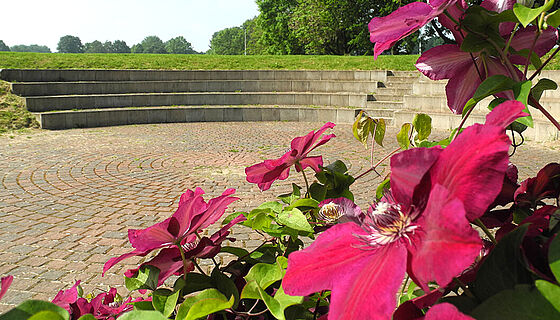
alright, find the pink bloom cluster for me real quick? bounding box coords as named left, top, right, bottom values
left=282, top=101, right=527, bottom=319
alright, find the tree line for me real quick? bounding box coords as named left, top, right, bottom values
left=0, top=40, right=51, bottom=53
left=208, top=0, right=444, bottom=56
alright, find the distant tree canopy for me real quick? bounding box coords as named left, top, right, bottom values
left=140, top=36, right=167, bottom=54
left=10, top=44, right=51, bottom=53
left=0, top=40, right=9, bottom=52
left=165, top=36, right=196, bottom=54
left=57, top=35, right=84, bottom=53
left=84, top=40, right=130, bottom=53
left=209, top=0, right=419, bottom=55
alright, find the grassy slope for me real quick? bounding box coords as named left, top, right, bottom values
left=0, top=52, right=420, bottom=71
left=0, top=81, right=39, bottom=134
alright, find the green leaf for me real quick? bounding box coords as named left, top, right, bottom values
left=536, top=280, right=560, bottom=313
left=28, top=311, right=66, bottom=320
left=309, top=182, right=327, bottom=202
left=125, top=265, right=160, bottom=292
left=460, top=33, right=493, bottom=52
left=0, top=301, right=69, bottom=320
left=152, top=288, right=180, bottom=317
left=242, top=256, right=288, bottom=297
left=287, top=198, right=319, bottom=210
left=176, top=289, right=234, bottom=320
left=412, top=113, right=432, bottom=141
left=76, top=315, right=96, bottom=320
left=514, top=2, right=554, bottom=28
left=117, top=310, right=169, bottom=320
left=211, top=268, right=240, bottom=309
left=352, top=110, right=373, bottom=148
left=549, top=234, right=560, bottom=282
left=374, top=118, right=386, bottom=147
left=375, top=178, right=391, bottom=200
left=513, top=80, right=534, bottom=128
left=180, top=272, right=214, bottom=295
left=276, top=208, right=314, bottom=233
left=323, top=160, right=348, bottom=174
left=220, top=246, right=250, bottom=258
left=547, top=9, right=560, bottom=27
left=278, top=184, right=302, bottom=204
left=471, top=225, right=532, bottom=301
left=471, top=284, right=560, bottom=319
left=133, top=300, right=155, bottom=311
left=532, top=78, right=558, bottom=101
left=257, top=201, right=283, bottom=213
left=397, top=123, right=411, bottom=150
left=258, top=285, right=304, bottom=320
left=463, top=75, right=515, bottom=116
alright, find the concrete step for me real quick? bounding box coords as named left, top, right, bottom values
left=0, top=69, right=388, bottom=82
left=366, top=101, right=404, bottom=109
left=360, top=108, right=396, bottom=118
left=34, top=106, right=363, bottom=130
left=12, top=80, right=381, bottom=97
left=367, top=94, right=404, bottom=102
left=373, top=87, right=412, bottom=96
left=385, top=76, right=422, bottom=83
left=381, top=82, right=414, bottom=89
left=25, top=92, right=368, bottom=112
left=389, top=71, right=421, bottom=77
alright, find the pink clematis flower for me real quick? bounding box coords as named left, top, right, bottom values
left=103, top=188, right=238, bottom=275
left=424, top=303, right=475, bottom=320
left=368, top=0, right=458, bottom=59
left=282, top=101, right=527, bottom=320
left=245, top=122, right=336, bottom=191
left=0, top=276, right=12, bottom=301
left=123, top=214, right=246, bottom=286
left=416, top=0, right=558, bottom=113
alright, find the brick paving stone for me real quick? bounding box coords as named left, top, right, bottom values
left=0, top=121, right=558, bottom=312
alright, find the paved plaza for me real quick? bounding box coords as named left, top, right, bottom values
left=0, top=121, right=558, bottom=311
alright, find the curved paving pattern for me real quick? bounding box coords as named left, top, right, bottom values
left=0, top=122, right=558, bottom=311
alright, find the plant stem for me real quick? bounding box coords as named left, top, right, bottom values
left=523, top=28, right=540, bottom=79
left=192, top=259, right=207, bottom=275
left=451, top=105, right=475, bottom=142
left=397, top=275, right=410, bottom=303
left=355, top=147, right=401, bottom=181
left=297, top=163, right=310, bottom=197
left=529, top=95, right=560, bottom=131
left=313, top=291, right=325, bottom=320
left=474, top=218, right=497, bottom=245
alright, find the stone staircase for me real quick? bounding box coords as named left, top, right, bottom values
left=0, top=69, right=399, bottom=129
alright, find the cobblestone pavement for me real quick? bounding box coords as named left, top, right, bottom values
left=0, top=121, right=558, bottom=311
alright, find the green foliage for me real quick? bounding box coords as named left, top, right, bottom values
left=0, top=81, right=39, bottom=134
left=111, top=40, right=131, bottom=53
left=310, top=160, right=355, bottom=202
left=84, top=40, right=107, bottom=53
left=176, top=289, right=234, bottom=320
left=140, top=36, right=166, bottom=54
left=152, top=288, right=180, bottom=317
left=10, top=44, right=51, bottom=53
left=0, top=300, right=69, bottom=320
left=208, top=27, right=246, bottom=55
left=353, top=110, right=386, bottom=148
left=125, top=265, right=160, bottom=291
left=397, top=123, right=412, bottom=149
left=165, top=36, right=196, bottom=54
left=57, top=35, right=84, bottom=53
left=0, top=40, right=10, bottom=52
left=117, top=310, right=168, bottom=320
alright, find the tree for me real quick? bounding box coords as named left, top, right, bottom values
left=57, top=35, right=84, bottom=53
left=255, top=0, right=304, bottom=54
left=208, top=27, right=245, bottom=55
left=0, top=40, right=9, bottom=52
left=165, top=36, right=196, bottom=54
left=10, top=44, right=51, bottom=53
left=131, top=43, right=144, bottom=54
left=140, top=36, right=166, bottom=54
left=84, top=40, right=107, bottom=53
left=112, top=40, right=131, bottom=53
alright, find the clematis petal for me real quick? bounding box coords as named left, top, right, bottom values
left=296, top=155, right=323, bottom=173
left=209, top=213, right=247, bottom=243
left=485, top=100, right=528, bottom=127
left=173, top=188, right=207, bottom=236
left=409, top=184, right=482, bottom=290
left=369, top=2, right=434, bottom=57
left=52, top=280, right=81, bottom=313
left=515, top=163, right=560, bottom=207
left=189, top=188, right=238, bottom=232
left=126, top=248, right=189, bottom=286
left=245, top=161, right=291, bottom=191
left=425, top=303, right=476, bottom=319
left=437, top=1, right=467, bottom=42
left=0, top=276, right=12, bottom=301
left=416, top=45, right=474, bottom=80
left=445, top=61, right=483, bottom=114
left=290, top=122, right=335, bottom=156
left=429, top=101, right=526, bottom=220
left=283, top=223, right=407, bottom=320
left=390, top=147, right=443, bottom=208
left=103, top=249, right=151, bottom=276
left=509, top=27, right=558, bottom=65
left=393, top=288, right=444, bottom=320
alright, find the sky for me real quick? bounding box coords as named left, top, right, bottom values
left=0, top=0, right=259, bottom=52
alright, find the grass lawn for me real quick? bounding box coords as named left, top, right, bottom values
left=0, top=81, right=39, bottom=134
left=0, top=52, right=420, bottom=71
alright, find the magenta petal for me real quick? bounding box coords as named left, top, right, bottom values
left=510, top=27, right=559, bottom=64
left=52, top=280, right=81, bottom=313
left=210, top=213, right=247, bottom=243
left=445, top=62, right=482, bottom=114
left=290, top=122, right=335, bottom=155
left=425, top=303, right=476, bottom=320
left=485, top=100, right=528, bottom=127
left=369, top=2, right=433, bottom=55
left=103, top=249, right=150, bottom=275
left=410, top=185, right=482, bottom=290
left=297, top=156, right=323, bottom=173
left=0, top=276, right=12, bottom=301
left=481, top=0, right=515, bottom=12
left=390, top=147, right=443, bottom=208
left=190, top=188, right=238, bottom=232
left=437, top=1, right=467, bottom=41
left=429, top=102, right=525, bottom=220
left=136, top=248, right=188, bottom=286
left=416, top=45, right=474, bottom=80
left=245, top=161, right=291, bottom=191
left=283, top=223, right=407, bottom=320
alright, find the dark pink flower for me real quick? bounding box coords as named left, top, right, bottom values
left=416, top=0, right=558, bottom=113
left=52, top=280, right=81, bottom=314
left=124, top=214, right=246, bottom=285
left=317, top=197, right=363, bottom=223
left=515, top=163, right=560, bottom=208
left=424, top=303, right=475, bottom=320
left=282, top=101, right=527, bottom=319
left=245, top=122, right=335, bottom=191
left=368, top=0, right=458, bottom=58
left=103, top=188, right=238, bottom=275
left=0, top=276, right=12, bottom=301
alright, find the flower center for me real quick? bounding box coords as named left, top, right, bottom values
left=357, top=201, right=418, bottom=248
left=318, top=202, right=343, bottom=222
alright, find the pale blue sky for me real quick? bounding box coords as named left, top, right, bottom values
left=0, top=0, right=259, bottom=52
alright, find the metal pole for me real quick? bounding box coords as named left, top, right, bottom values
left=244, top=28, right=247, bottom=55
